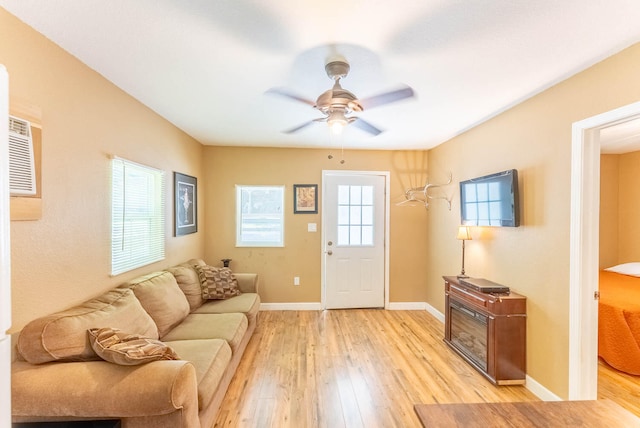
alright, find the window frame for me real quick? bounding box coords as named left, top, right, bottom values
left=236, top=184, right=285, bottom=247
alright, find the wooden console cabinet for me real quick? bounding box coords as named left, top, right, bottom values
left=443, top=276, right=526, bottom=385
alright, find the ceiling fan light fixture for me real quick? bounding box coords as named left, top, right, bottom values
left=327, top=110, right=348, bottom=135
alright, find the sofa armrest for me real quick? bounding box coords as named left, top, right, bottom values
left=12, top=359, right=199, bottom=426
left=235, top=273, right=259, bottom=294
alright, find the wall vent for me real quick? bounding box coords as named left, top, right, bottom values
left=8, top=115, right=36, bottom=196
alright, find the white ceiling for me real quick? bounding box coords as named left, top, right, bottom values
left=600, top=117, right=640, bottom=154
left=2, top=0, right=640, bottom=151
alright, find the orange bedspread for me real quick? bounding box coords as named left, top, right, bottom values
left=599, top=270, right=640, bottom=375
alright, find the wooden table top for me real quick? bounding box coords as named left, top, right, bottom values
left=414, top=399, right=640, bottom=427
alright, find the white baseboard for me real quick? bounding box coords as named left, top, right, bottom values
left=386, top=301, right=427, bottom=310
left=424, top=302, right=445, bottom=323
left=260, top=302, right=323, bottom=311
left=525, top=375, right=562, bottom=401
left=261, top=302, right=433, bottom=311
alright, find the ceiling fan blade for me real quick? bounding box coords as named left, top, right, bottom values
left=351, top=117, right=383, bottom=136
left=265, top=87, right=316, bottom=106
left=358, top=85, right=415, bottom=110
left=283, top=118, right=326, bottom=134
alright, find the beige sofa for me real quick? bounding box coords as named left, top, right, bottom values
left=11, top=258, right=260, bottom=428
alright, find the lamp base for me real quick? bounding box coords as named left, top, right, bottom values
left=457, top=274, right=469, bottom=279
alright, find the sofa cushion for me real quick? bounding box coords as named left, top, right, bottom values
left=165, top=339, right=232, bottom=410
left=88, top=327, right=180, bottom=365
left=121, top=271, right=190, bottom=338
left=17, top=288, right=159, bottom=364
left=165, top=265, right=205, bottom=311
left=161, top=313, right=248, bottom=354
left=193, top=293, right=260, bottom=326
left=194, top=265, right=240, bottom=300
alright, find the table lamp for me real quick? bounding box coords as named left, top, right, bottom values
left=456, top=226, right=472, bottom=278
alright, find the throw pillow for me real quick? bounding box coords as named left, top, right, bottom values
left=194, top=264, right=241, bottom=300
left=604, top=262, right=640, bottom=278
left=88, top=327, right=180, bottom=365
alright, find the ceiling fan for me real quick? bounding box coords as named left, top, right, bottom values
left=267, top=58, right=415, bottom=136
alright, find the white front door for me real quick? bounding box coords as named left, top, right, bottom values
left=322, top=171, right=387, bottom=309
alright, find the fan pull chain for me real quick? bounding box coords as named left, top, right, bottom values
left=328, top=129, right=346, bottom=163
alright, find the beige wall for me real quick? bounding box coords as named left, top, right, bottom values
left=600, top=154, right=619, bottom=269
left=427, top=43, right=640, bottom=398
left=601, top=150, right=640, bottom=268
left=1, top=9, right=205, bottom=332
left=202, top=146, right=434, bottom=304
left=618, top=151, right=640, bottom=263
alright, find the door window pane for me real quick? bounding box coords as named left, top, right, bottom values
left=338, top=206, right=350, bottom=224
left=350, top=186, right=362, bottom=204
left=338, top=225, right=349, bottom=245
left=336, top=184, right=375, bottom=247
left=338, top=185, right=350, bottom=204
left=362, top=186, right=373, bottom=205
left=350, top=225, right=362, bottom=245
left=362, top=206, right=373, bottom=225
left=350, top=206, right=361, bottom=224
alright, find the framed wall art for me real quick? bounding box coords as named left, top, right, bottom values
left=293, top=184, right=318, bottom=214
left=174, top=172, right=197, bottom=236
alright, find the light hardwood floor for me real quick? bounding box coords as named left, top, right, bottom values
left=598, top=358, right=640, bottom=417
left=214, top=309, right=640, bottom=427
left=214, top=310, right=538, bottom=427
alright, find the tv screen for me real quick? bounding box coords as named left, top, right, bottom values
left=459, top=169, right=520, bottom=227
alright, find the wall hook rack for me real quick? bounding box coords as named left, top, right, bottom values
left=396, top=171, right=452, bottom=210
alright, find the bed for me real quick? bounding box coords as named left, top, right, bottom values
left=598, top=264, right=640, bottom=375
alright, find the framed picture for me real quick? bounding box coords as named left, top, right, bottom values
left=174, top=172, right=197, bottom=236
left=293, top=184, right=318, bottom=214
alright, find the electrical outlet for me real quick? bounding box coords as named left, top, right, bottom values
left=294, top=276, right=300, bottom=286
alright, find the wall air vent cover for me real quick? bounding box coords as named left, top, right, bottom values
left=8, top=115, right=36, bottom=196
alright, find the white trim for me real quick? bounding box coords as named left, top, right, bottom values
left=569, top=101, right=640, bottom=400
left=388, top=301, right=445, bottom=324
left=526, top=375, right=562, bottom=402
left=0, top=64, right=12, bottom=428
left=424, top=302, right=445, bottom=324
left=260, top=302, right=323, bottom=311
left=321, top=170, right=391, bottom=310
left=387, top=302, right=426, bottom=310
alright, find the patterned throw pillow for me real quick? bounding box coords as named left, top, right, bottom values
left=194, top=264, right=241, bottom=300
left=88, top=327, right=180, bottom=365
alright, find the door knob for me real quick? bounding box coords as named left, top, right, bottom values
left=327, top=250, right=333, bottom=255
left=327, top=241, right=333, bottom=246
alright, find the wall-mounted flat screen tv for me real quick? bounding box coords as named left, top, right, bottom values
left=459, top=169, right=520, bottom=227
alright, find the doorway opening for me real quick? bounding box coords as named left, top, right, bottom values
left=569, top=101, right=640, bottom=399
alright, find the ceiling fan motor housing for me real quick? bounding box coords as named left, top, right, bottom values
left=325, top=60, right=350, bottom=81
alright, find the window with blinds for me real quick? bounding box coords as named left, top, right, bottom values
left=111, top=157, right=165, bottom=275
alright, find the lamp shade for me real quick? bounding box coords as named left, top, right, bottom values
left=456, top=226, right=472, bottom=241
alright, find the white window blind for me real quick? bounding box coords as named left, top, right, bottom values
left=111, top=157, right=165, bottom=275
